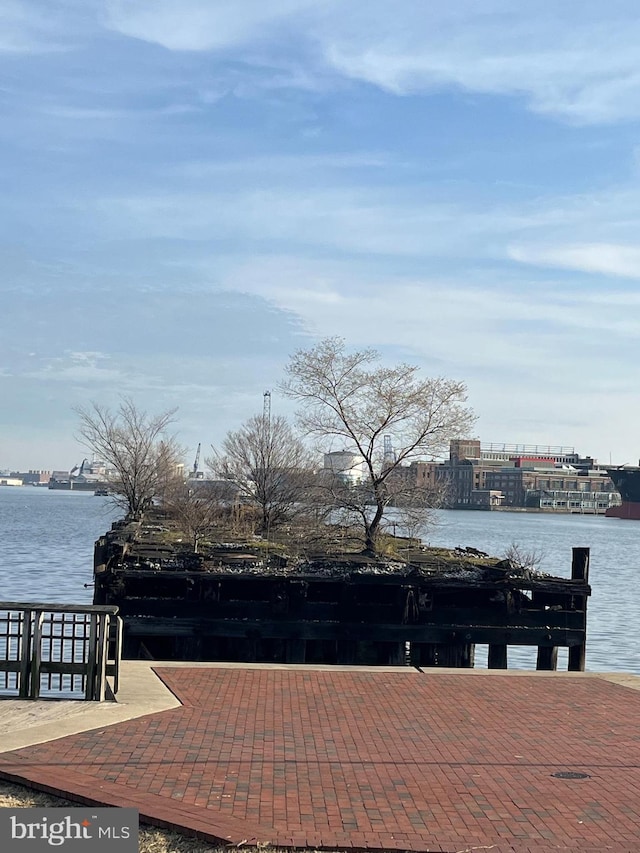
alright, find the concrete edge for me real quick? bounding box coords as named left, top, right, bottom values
left=0, top=662, right=181, bottom=753
left=592, top=671, right=640, bottom=691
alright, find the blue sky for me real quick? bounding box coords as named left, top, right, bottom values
left=2, top=1, right=640, bottom=469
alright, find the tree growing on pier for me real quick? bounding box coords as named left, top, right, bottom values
left=208, top=413, right=315, bottom=536
left=281, top=337, right=476, bottom=555
left=162, top=479, right=227, bottom=552
left=75, top=399, right=182, bottom=518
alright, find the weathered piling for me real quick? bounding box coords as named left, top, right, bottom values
left=568, top=546, right=589, bottom=671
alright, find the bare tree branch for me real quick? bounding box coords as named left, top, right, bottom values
left=75, top=398, right=181, bottom=519
left=163, top=480, right=225, bottom=553
left=207, top=414, right=315, bottom=536
left=281, top=337, right=476, bottom=555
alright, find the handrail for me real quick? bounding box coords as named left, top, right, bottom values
left=0, top=603, right=122, bottom=701
left=0, top=602, right=119, bottom=614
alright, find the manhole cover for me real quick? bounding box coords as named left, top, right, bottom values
left=552, top=771, right=590, bottom=779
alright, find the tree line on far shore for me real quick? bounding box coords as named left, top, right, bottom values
left=76, top=338, right=475, bottom=556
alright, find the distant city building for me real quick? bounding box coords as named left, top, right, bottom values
left=0, top=477, right=23, bottom=487
left=408, top=439, right=619, bottom=514
left=10, top=470, right=51, bottom=485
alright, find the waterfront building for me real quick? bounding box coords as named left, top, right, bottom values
left=10, top=470, right=51, bottom=485
left=409, top=440, right=619, bottom=513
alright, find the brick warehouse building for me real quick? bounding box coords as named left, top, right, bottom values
left=408, top=440, right=619, bottom=512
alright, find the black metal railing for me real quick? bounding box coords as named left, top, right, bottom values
left=0, top=603, right=122, bottom=700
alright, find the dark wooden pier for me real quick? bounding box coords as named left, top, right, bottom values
left=94, top=519, right=590, bottom=670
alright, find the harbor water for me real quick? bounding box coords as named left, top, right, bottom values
left=0, top=488, right=119, bottom=605
left=0, top=488, right=638, bottom=673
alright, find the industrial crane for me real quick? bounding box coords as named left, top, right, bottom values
left=192, top=443, right=201, bottom=477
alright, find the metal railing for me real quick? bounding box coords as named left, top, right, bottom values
left=0, top=603, right=122, bottom=701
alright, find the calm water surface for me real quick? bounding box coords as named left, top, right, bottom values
left=426, top=509, right=640, bottom=673
left=1, top=489, right=638, bottom=672
left=0, top=487, right=119, bottom=604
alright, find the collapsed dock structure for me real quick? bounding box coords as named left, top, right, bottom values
left=93, top=516, right=590, bottom=670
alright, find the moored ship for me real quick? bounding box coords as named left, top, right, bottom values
left=606, top=466, right=640, bottom=519
left=48, top=459, right=111, bottom=493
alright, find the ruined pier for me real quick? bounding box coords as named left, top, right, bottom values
left=93, top=517, right=590, bottom=669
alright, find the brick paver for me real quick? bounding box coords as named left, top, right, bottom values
left=1, top=668, right=640, bottom=851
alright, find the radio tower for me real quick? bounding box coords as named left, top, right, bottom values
left=263, top=390, right=271, bottom=424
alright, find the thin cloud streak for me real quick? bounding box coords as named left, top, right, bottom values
left=509, top=243, right=640, bottom=280
left=103, top=0, right=320, bottom=52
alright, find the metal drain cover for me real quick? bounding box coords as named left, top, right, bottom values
left=552, top=771, right=590, bottom=779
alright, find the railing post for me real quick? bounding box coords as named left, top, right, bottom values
left=30, top=610, right=44, bottom=699
left=18, top=609, right=33, bottom=698
left=110, top=616, right=123, bottom=696
left=86, top=613, right=99, bottom=700
left=95, top=614, right=109, bottom=701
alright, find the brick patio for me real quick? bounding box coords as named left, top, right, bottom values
left=1, top=667, right=640, bottom=852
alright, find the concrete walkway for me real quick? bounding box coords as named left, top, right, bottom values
left=1, top=664, right=640, bottom=852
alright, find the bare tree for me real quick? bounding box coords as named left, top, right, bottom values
left=75, top=398, right=181, bottom=519
left=281, top=337, right=475, bottom=555
left=163, top=480, right=225, bottom=553
left=502, top=542, right=546, bottom=575
left=208, top=414, right=315, bottom=536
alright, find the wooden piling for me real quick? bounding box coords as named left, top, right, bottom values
left=385, top=642, right=407, bottom=666
left=536, top=645, right=558, bottom=671
left=337, top=636, right=357, bottom=664
left=286, top=638, right=306, bottom=663
left=411, top=643, right=438, bottom=667
left=568, top=547, right=589, bottom=672
left=488, top=643, right=508, bottom=669
left=438, top=642, right=475, bottom=668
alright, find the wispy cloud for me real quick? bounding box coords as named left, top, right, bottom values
left=171, top=152, right=393, bottom=179
left=103, top=0, right=319, bottom=52
left=318, top=4, right=640, bottom=123
left=0, top=0, right=93, bottom=54
left=24, top=351, right=124, bottom=384
left=509, top=242, right=640, bottom=280
left=239, top=256, right=640, bottom=341
left=103, top=1, right=640, bottom=124
left=218, top=252, right=640, bottom=457
left=89, top=184, right=551, bottom=260
left=43, top=104, right=200, bottom=120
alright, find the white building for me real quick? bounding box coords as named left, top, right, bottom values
left=323, top=450, right=365, bottom=486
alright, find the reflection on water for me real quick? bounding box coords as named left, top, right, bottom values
left=1, top=491, right=638, bottom=673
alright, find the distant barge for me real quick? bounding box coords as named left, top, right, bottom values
left=94, top=517, right=590, bottom=670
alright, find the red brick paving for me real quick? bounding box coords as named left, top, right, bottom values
left=1, top=668, right=640, bottom=851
